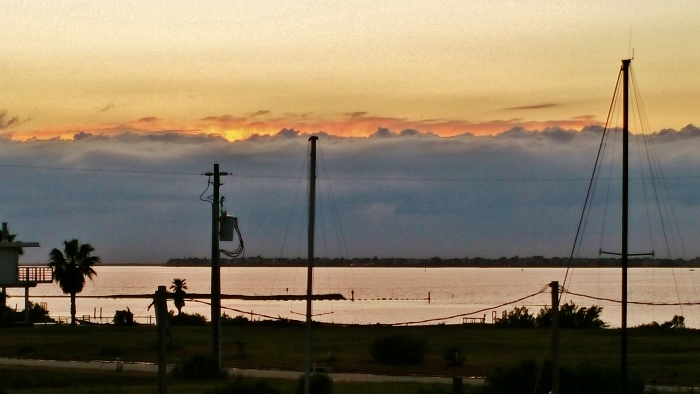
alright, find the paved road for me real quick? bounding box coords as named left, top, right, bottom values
left=2, top=357, right=697, bottom=392
left=0, top=357, right=484, bottom=385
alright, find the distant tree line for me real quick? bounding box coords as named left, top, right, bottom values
left=165, top=255, right=700, bottom=268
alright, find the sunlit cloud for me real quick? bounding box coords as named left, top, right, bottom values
left=0, top=111, right=22, bottom=130
left=505, top=103, right=560, bottom=111
left=97, top=103, right=115, bottom=113
left=3, top=123, right=700, bottom=264
left=5, top=111, right=604, bottom=142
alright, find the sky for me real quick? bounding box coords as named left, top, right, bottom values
left=2, top=1, right=700, bottom=264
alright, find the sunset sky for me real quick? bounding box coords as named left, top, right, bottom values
left=3, top=1, right=700, bottom=140
left=2, top=2, right=700, bottom=264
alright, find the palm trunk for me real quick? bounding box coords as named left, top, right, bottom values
left=70, top=292, right=76, bottom=326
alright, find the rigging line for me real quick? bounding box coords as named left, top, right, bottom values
left=632, top=70, right=672, bottom=259
left=563, top=68, right=624, bottom=292
left=634, top=68, right=685, bottom=259
left=190, top=299, right=304, bottom=322
left=561, top=289, right=700, bottom=306
left=299, top=144, right=311, bottom=259
left=318, top=146, right=350, bottom=257
left=533, top=326, right=553, bottom=394
left=387, top=289, right=547, bottom=326
left=279, top=148, right=309, bottom=258
left=599, top=84, right=623, bottom=255
left=318, top=186, right=329, bottom=258
left=312, top=147, right=335, bottom=314
left=635, top=128, right=657, bottom=252
left=632, top=69, right=687, bottom=317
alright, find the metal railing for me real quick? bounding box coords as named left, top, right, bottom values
left=16, top=266, right=53, bottom=284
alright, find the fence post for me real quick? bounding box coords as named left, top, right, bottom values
left=154, top=285, right=168, bottom=394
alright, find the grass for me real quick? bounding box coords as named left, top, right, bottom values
left=0, top=365, right=466, bottom=394
left=1, top=323, right=699, bottom=387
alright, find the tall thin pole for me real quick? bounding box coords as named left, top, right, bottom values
left=155, top=285, right=168, bottom=394
left=621, top=58, right=631, bottom=393
left=205, top=163, right=227, bottom=371
left=304, top=136, right=318, bottom=394
left=550, top=281, right=560, bottom=394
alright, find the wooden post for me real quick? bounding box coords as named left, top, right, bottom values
left=211, top=164, right=222, bottom=370
left=155, top=285, right=168, bottom=394
left=23, top=285, right=30, bottom=324
left=550, top=281, right=559, bottom=394
left=304, top=136, right=318, bottom=394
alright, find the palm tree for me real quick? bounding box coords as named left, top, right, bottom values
left=170, top=278, right=187, bottom=315
left=48, top=239, right=100, bottom=326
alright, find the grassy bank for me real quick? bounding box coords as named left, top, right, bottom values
left=0, top=365, right=461, bottom=394
left=1, top=324, right=699, bottom=386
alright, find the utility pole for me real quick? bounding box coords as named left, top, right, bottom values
left=550, top=281, right=560, bottom=394
left=304, top=136, right=318, bottom=394
left=621, top=58, right=631, bottom=394
left=204, top=164, right=228, bottom=371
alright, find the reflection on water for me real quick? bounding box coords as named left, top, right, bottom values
left=6, top=266, right=700, bottom=327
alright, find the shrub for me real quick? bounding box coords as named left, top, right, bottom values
left=295, top=373, right=332, bottom=394
left=113, top=308, right=135, bottom=326
left=169, top=311, right=207, bottom=326
left=636, top=315, right=686, bottom=330
left=485, top=359, right=543, bottom=394
left=495, top=306, right=535, bottom=328
left=535, top=301, right=607, bottom=329
left=485, top=359, right=645, bottom=394
left=370, top=334, right=426, bottom=365
left=1, top=302, right=54, bottom=326
left=17, top=341, right=35, bottom=354
left=221, top=313, right=249, bottom=326
left=205, top=375, right=281, bottom=394
left=443, top=345, right=463, bottom=366
left=171, top=354, right=226, bottom=380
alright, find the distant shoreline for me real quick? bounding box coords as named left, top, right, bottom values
left=155, top=256, right=700, bottom=268
left=41, top=256, right=697, bottom=268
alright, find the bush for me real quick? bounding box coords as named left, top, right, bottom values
left=443, top=345, right=463, bottom=366
left=113, top=308, right=135, bottom=326
left=495, top=306, right=535, bottom=328
left=205, top=375, right=281, bottom=394
left=221, top=313, right=249, bottom=326
left=169, top=311, right=207, bottom=326
left=485, top=359, right=543, bottom=394
left=535, top=301, right=607, bottom=329
left=485, top=359, right=645, bottom=394
left=171, top=354, right=226, bottom=380
left=295, top=373, right=332, bottom=394
left=1, top=302, right=54, bottom=326
left=636, top=315, right=686, bottom=330
left=370, top=334, right=426, bottom=365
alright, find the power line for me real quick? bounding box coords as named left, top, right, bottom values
left=3, top=162, right=700, bottom=183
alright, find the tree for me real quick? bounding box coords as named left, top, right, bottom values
left=170, top=278, right=188, bottom=315
left=495, top=306, right=536, bottom=328
left=535, top=301, right=607, bottom=329
left=48, top=239, right=100, bottom=326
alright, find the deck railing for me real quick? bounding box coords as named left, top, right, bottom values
left=16, top=266, right=53, bottom=284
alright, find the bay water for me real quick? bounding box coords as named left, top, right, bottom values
left=6, top=266, right=700, bottom=328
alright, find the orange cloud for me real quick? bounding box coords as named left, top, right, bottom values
left=5, top=112, right=602, bottom=141
left=194, top=112, right=602, bottom=139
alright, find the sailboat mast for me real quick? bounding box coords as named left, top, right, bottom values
left=621, top=58, right=631, bottom=393
left=304, top=136, right=318, bottom=394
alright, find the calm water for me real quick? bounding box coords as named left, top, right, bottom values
left=7, top=266, right=700, bottom=328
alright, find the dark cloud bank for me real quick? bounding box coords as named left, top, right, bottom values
left=3, top=125, right=700, bottom=264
